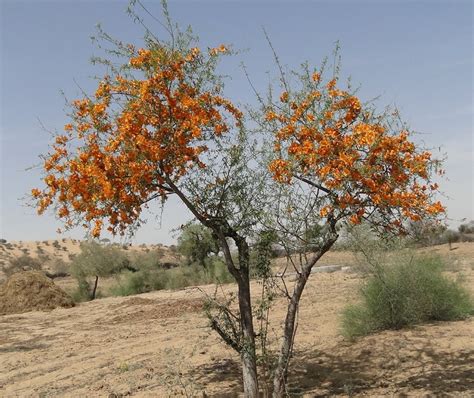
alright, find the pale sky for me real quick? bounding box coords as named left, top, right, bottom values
left=1, top=0, right=473, bottom=244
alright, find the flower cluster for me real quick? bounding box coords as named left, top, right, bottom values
left=266, top=74, right=444, bottom=230
left=32, top=44, right=242, bottom=237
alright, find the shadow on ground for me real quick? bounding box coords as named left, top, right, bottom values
left=191, top=328, right=474, bottom=396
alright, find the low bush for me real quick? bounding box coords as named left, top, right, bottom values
left=109, top=269, right=168, bottom=296
left=204, top=257, right=234, bottom=284
left=70, top=284, right=94, bottom=303
left=459, top=220, right=474, bottom=234
left=405, top=220, right=474, bottom=247
left=48, top=258, right=70, bottom=277
left=127, top=249, right=164, bottom=271
left=342, top=253, right=473, bottom=340
left=110, top=257, right=233, bottom=296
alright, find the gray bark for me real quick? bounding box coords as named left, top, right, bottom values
left=234, top=235, right=259, bottom=397
left=272, top=232, right=338, bottom=397
left=238, top=275, right=259, bottom=397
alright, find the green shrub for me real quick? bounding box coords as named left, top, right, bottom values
left=128, top=249, right=164, bottom=271
left=110, top=269, right=168, bottom=296
left=110, top=257, right=233, bottom=296
left=70, top=241, right=129, bottom=300
left=70, top=279, right=100, bottom=302
left=250, top=230, right=280, bottom=279
left=204, top=257, right=234, bottom=284
left=342, top=253, right=473, bottom=340
left=459, top=221, right=474, bottom=234
left=177, top=223, right=220, bottom=267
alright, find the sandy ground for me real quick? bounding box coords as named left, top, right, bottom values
left=0, top=243, right=473, bottom=397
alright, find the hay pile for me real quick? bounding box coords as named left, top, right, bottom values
left=0, top=271, right=74, bottom=315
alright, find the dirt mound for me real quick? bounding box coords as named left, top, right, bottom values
left=0, top=271, right=74, bottom=315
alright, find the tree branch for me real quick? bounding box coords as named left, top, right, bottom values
left=294, top=175, right=332, bottom=195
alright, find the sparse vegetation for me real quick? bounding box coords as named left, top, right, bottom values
left=126, top=248, right=164, bottom=271
left=405, top=220, right=474, bottom=248
left=4, top=255, right=43, bottom=277
left=48, top=258, right=70, bottom=278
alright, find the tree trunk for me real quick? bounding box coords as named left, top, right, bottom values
left=164, top=178, right=259, bottom=395
left=91, top=275, right=99, bottom=300
left=272, top=274, right=307, bottom=397
left=238, top=274, right=259, bottom=397
left=272, top=235, right=338, bottom=397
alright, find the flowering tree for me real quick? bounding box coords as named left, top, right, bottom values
left=32, top=12, right=264, bottom=394
left=31, top=5, right=444, bottom=397
left=256, top=52, right=444, bottom=394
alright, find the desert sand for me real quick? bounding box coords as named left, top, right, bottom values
left=0, top=242, right=473, bottom=397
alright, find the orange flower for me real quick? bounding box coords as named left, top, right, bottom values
left=312, top=72, right=321, bottom=82
left=349, top=214, right=361, bottom=224
left=265, top=111, right=277, bottom=121
left=320, top=206, right=331, bottom=217
left=326, top=78, right=337, bottom=90
left=31, top=188, right=41, bottom=198
left=92, top=220, right=103, bottom=238
left=266, top=69, right=443, bottom=231
left=32, top=41, right=245, bottom=238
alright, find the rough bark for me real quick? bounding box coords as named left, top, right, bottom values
left=234, top=235, right=259, bottom=397
left=238, top=274, right=259, bottom=397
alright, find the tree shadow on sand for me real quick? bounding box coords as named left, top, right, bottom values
left=287, top=341, right=473, bottom=396
left=191, top=328, right=473, bottom=396
left=193, top=358, right=242, bottom=396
